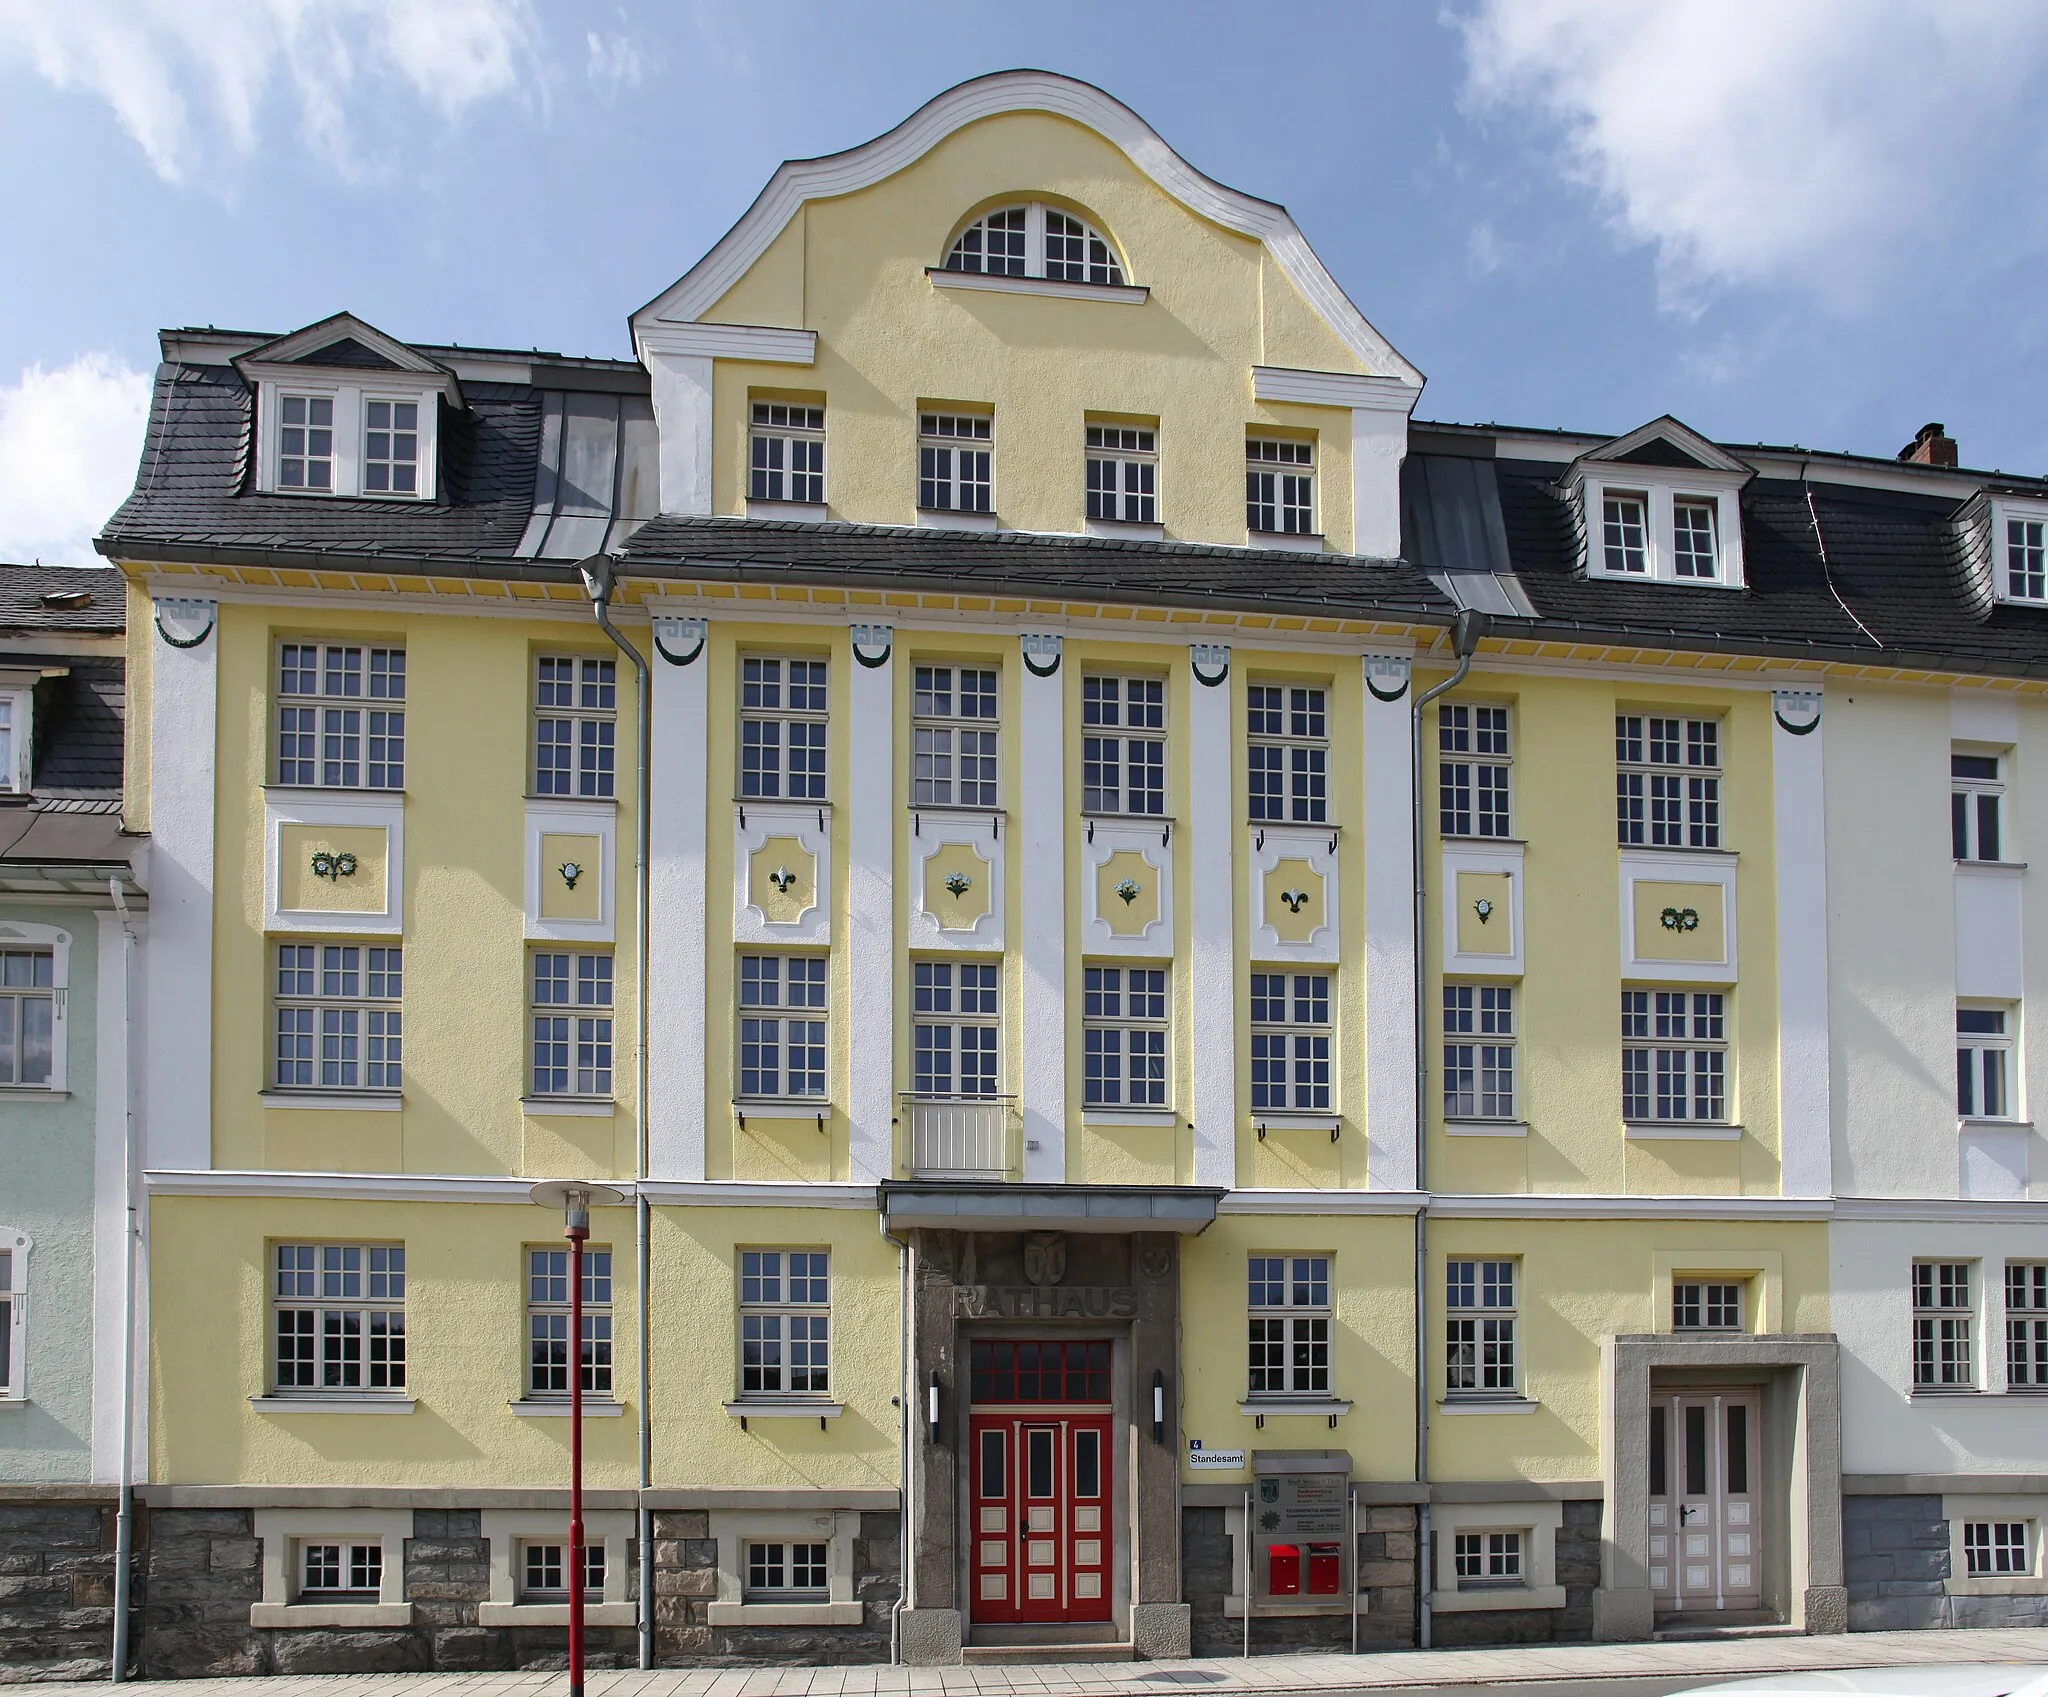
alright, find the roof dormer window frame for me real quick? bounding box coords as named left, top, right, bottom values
left=249, top=376, right=442, bottom=502
left=1991, top=498, right=2048, bottom=606
left=1580, top=473, right=1746, bottom=590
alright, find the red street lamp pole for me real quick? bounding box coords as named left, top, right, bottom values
left=532, top=1181, right=623, bottom=1697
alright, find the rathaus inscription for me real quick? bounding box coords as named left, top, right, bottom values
left=953, top=1285, right=1140, bottom=1319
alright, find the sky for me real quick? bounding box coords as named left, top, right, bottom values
left=5, top=0, right=2048, bottom=565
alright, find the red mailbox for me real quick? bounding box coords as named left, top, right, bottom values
left=1307, top=1542, right=1343, bottom=1595
left=1266, top=1543, right=1301, bottom=1595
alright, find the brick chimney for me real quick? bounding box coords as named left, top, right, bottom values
left=1898, top=422, right=1958, bottom=467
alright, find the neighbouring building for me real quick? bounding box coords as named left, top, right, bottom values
left=0, top=564, right=143, bottom=1679
left=66, top=70, right=2048, bottom=1676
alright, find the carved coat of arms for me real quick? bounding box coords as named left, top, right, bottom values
left=1022, top=1231, right=1067, bottom=1287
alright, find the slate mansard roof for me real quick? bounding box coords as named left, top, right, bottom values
left=99, top=322, right=2048, bottom=680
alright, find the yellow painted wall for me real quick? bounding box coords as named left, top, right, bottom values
left=705, top=112, right=1365, bottom=548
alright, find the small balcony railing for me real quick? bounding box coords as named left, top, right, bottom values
left=902, top=1092, right=1018, bottom=1179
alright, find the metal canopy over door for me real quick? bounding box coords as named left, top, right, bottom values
left=1649, top=1389, right=1762, bottom=1613
left=968, top=1340, right=1113, bottom=1624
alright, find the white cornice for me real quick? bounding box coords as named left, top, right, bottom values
left=144, top=1169, right=622, bottom=1205
left=1832, top=1195, right=2048, bottom=1224
left=638, top=1181, right=879, bottom=1209
left=631, top=70, right=1423, bottom=389
left=1254, top=366, right=1419, bottom=414
left=1428, top=1193, right=1831, bottom=1221
left=635, top=324, right=817, bottom=365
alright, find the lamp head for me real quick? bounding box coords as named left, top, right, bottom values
left=529, top=1179, right=626, bottom=1241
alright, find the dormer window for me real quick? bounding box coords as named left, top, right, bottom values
left=1992, top=502, right=2048, bottom=604
left=945, top=203, right=1125, bottom=286
left=279, top=397, right=335, bottom=491
left=1602, top=493, right=1648, bottom=574
left=363, top=401, right=420, bottom=496
left=1569, top=418, right=1751, bottom=590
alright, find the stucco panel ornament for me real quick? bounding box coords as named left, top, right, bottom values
left=1660, top=905, right=1700, bottom=933
left=1022, top=1232, right=1067, bottom=1287
left=310, top=850, right=358, bottom=882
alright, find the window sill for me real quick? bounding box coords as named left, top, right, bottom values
left=744, top=498, right=829, bottom=523
left=1617, top=843, right=1739, bottom=858
left=707, top=1600, right=865, bottom=1626
left=1624, top=1121, right=1741, bottom=1142
left=734, top=1099, right=831, bottom=1122
left=926, top=267, right=1148, bottom=306
left=525, top=793, right=618, bottom=807
left=1441, top=834, right=1527, bottom=846
left=1431, top=1585, right=1567, bottom=1614
left=1960, top=1118, right=2032, bottom=1132
left=1081, top=1107, right=1176, bottom=1129
left=480, top=1601, right=637, bottom=1626
left=1587, top=568, right=1744, bottom=592
left=1236, top=1397, right=1352, bottom=1418
left=510, top=1399, right=625, bottom=1418
left=1445, top=1118, right=1527, bottom=1138
left=1947, top=1578, right=2048, bottom=1598
left=0, top=1087, right=68, bottom=1101
left=259, top=1090, right=402, bottom=1113
left=734, top=796, right=833, bottom=813
left=723, top=1399, right=845, bottom=1420
left=1909, top=1388, right=1985, bottom=1400
left=915, top=507, right=998, bottom=531
left=262, top=784, right=407, bottom=799
left=522, top=1096, right=615, bottom=1119
left=1254, top=1112, right=1340, bottom=1135
left=250, top=1395, right=415, bottom=1415
left=1438, top=1397, right=1539, bottom=1415
left=1955, top=859, right=2028, bottom=876
left=0, top=1397, right=26, bottom=1412
left=250, top=1603, right=414, bottom=1628
left=1247, top=530, right=1325, bottom=554
left=1084, top=517, right=1165, bottom=541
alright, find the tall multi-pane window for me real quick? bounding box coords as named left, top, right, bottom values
left=278, top=395, right=335, bottom=491
left=1957, top=1005, right=2015, bottom=1119
left=1455, top=1532, right=1523, bottom=1588
left=1247, top=685, right=1328, bottom=824
left=1673, top=1282, right=1744, bottom=1331
left=0, top=948, right=55, bottom=1088
left=1246, top=439, right=1314, bottom=536
left=737, top=954, right=827, bottom=1099
left=1912, top=1261, right=1975, bottom=1389
left=748, top=402, right=824, bottom=504
left=912, top=961, right=999, bottom=1096
left=1672, top=499, right=1719, bottom=578
left=0, top=696, right=16, bottom=793
left=740, top=657, right=828, bottom=800
left=534, top=656, right=616, bottom=798
left=1964, top=1522, right=2030, bottom=1577
left=2005, top=1263, right=2048, bottom=1388
left=1250, top=972, right=1331, bottom=1111
left=362, top=399, right=420, bottom=496
left=1443, top=985, right=1515, bottom=1119
left=1621, top=990, right=1725, bottom=1124
left=273, top=1243, right=405, bottom=1392
left=1080, top=675, right=1165, bottom=815
left=1085, top=425, right=1157, bottom=524
left=1439, top=704, right=1511, bottom=838
left=1445, top=1259, right=1518, bottom=1396
left=527, top=1245, right=612, bottom=1398
left=274, top=944, right=402, bottom=1092
left=2009, top=516, right=2047, bottom=602
left=913, top=666, right=998, bottom=807
left=277, top=643, right=405, bottom=789
left=917, top=414, right=992, bottom=513
left=1082, top=966, right=1167, bottom=1108
left=1952, top=751, right=2003, bottom=860
left=739, top=1249, right=830, bottom=1397
left=0, top=1247, right=18, bottom=1398
left=530, top=951, right=613, bottom=1098
left=1616, top=715, right=1720, bottom=848
left=1603, top=492, right=1648, bottom=574
left=1247, top=1255, right=1330, bottom=1397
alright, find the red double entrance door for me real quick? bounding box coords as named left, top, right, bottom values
left=968, top=1339, right=1112, bottom=1624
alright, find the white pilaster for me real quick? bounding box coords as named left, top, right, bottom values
left=647, top=615, right=708, bottom=1181
left=1188, top=644, right=1236, bottom=1189
left=1351, top=404, right=1412, bottom=559
left=643, top=351, right=713, bottom=516
left=146, top=597, right=217, bottom=1171
left=1772, top=688, right=1831, bottom=1197
left=1018, top=635, right=1066, bottom=1182
left=846, top=626, right=895, bottom=1184
left=90, top=907, right=131, bottom=1483
left=1362, top=654, right=1418, bottom=1191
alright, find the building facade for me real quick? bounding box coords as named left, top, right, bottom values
left=73, top=70, right=2048, bottom=1675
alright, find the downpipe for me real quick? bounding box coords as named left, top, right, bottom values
left=1408, top=608, right=1487, bottom=1649
left=108, top=880, right=140, bottom=1682
left=579, top=555, right=656, bottom=1669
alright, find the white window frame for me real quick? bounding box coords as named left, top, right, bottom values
left=275, top=640, right=407, bottom=791
left=0, top=683, right=33, bottom=794
left=1672, top=1279, right=1745, bottom=1332
left=1913, top=1259, right=1978, bottom=1391
left=1454, top=1529, right=1524, bottom=1589
left=736, top=953, right=828, bottom=1102
left=1079, top=673, right=1166, bottom=817
left=2007, top=1262, right=2048, bottom=1390
left=1085, top=424, right=1158, bottom=525
left=1247, top=682, right=1330, bottom=825
left=533, top=654, right=617, bottom=799
left=1250, top=970, right=1333, bottom=1113
left=0, top=922, right=69, bottom=1094
left=360, top=395, right=423, bottom=498
left=942, top=203, right=1126, bottom=285
left=737, top=1247, right=832, bottom=1402
left=912, top=664, right=999, bottom=808
left=1943, top=1497, right=2048, bottom=1596
left=1246, top=436, right=1316, bottom=537
left=1952, top=747, right=2006, bottom=862
left=747, top=402, right=825, bottom=506
left=1445, top=1258, right=1520, bottom=1400
left=1992, top=500, right=2048, bottom=605
left=272, top=941, right=404, bottom=1096
left=1082, top=964, right=1169, bottom=1110
left=524, top=1242, right=614, bottom=1403
left=706, top=1509, right=865, bottom=1626
left=1247, top=1254, right=1332, bottom=1400
left=911, top=959, right=1000, bottom=1097
left=1428, top=1500, right=1568, bottom=1614
left=1957, top=1001, right=2018, bottom=1122
left=0, top=1228, right=29, bottom=1400
left=1616, top=713, right=1722, bottom=850
left=253, top=380, right=441, bottom=500
left=917, top=413, right=993, bottom=515
left=1582, top=474, right=1746, bottom=588
left=1622, top=988, right=1729, bottom=1126
left=1439, top=702, right=1513, bottom=839
left=270, top=1241, right=407, bottom=1398
left=529, top=948, right=614, bottom=1101
left=251, top=1507, right=414, bottom=1626
left=739, top=655, right=829, bottom=802
left=479, top=1508, right=636, bottom=1625
left=1443, top=983, right=1516, bottom=1122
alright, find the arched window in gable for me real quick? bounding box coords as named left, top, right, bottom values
left=944, top=203, right=1125, bottom=287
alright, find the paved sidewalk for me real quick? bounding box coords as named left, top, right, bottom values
left=25, top=1629, right=2048, bottom=1697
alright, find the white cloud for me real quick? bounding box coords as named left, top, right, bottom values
left=1458, top=0, right=2048, bottom=310
left=0, top=355, right=152, bottom=567
left=0, top=0, right=540, bottom=184
left=586, top=29, right=644, bottom=97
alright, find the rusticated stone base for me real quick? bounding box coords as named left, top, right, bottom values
left=0, top=1499, right=129, bottom=1683
left=1183, top=1504, right=1416, bottom=1658
left=1434, top=1499, right=1600, bottom=1646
